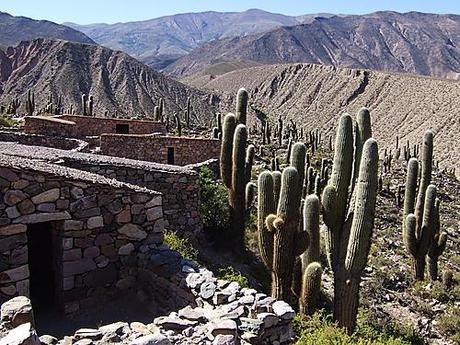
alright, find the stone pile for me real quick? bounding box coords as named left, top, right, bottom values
left=0, top=255, right=295, bottom=345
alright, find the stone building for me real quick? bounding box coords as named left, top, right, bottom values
left=24, top=115, right=167, bottom=137
left=0, top=154, right=164, bottom=315
left=100, top=134, right=221, bottom=165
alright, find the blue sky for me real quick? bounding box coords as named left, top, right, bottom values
left=2, top=0, right=460, bottom=24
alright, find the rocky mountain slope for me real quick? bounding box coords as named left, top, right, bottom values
left=66, top=9, right=333, bottom=70
left=0, top=11, right=94, bottom=49
left=166, top=11, right=460, bottom=79
left=189, top=63, right=460, bottom=175
left=0, top=38, right=214, bottom=119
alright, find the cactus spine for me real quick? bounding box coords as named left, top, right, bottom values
left=322, top=112, right=378, bottom=333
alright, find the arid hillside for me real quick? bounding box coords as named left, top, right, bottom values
left=167, top=11, right=460, bottom=79
left=189, top=63, right=460, bottom=175
left=0, top=38, right=214, bottom=119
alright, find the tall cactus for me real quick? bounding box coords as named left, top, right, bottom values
left=186, top=97, right=191, bottom=127
left=25, top=90, right=35, bottom=116
left=322, top=112, right=378, bottom=333
left=82, top=94, right=87, bottom=116
left=266, top=167, right=309, bottom=301
left=220, top=107, right=253, bottom=245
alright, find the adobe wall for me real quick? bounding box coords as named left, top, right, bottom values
left=100, top=134, right=221, bottom=166
left=0, top=143, right=204, bottom=240
left=0, top=155, right=164, bottom=314
left=24, top=115, right=167, bottom=138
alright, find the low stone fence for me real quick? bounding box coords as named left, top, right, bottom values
left=0, top=249, right=296, bottom=345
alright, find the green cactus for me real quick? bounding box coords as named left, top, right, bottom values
left=174, top=113, right=182, bottom=136
left=266, top=167, right=309, bottom=301
left=272, top=171, right=281, bottom=206
left=186, top=97, right=191, bottom=127
left=82, top=94, right=87, bottom=115
left=236, top=88, right=248, bottom=125
left=290, top=142, right=306, bottom=199
left=220, top=110, right=253, bottom=245
left=402, top=131, right=443, bottom=281
left=25, top=90, right=35, bottom=116
left=322, top=112, right=379, bottom=333
left=278, top=117, right=283, bottom=146
left=404, top=185, right=437, bottom=280
left=257, top=172, right=276, bottom=269
left=427, top=198, right=448, bottom=281
left=299, top=262, right=322, bottom=315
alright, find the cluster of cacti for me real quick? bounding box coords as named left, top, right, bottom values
left=81, top=94, right=94, bottom=116
left=402, top=131, right=448, bottom=281
left=257, top=142, right=323, bottom=313
left=6, top=98, right=21, bottom=115
left=220, top=88, right=254, bottom=245
left=41, top=94, right=62, bottom=115
left=321, top=109, right=378, bottom=332
left=308, top=129, right=321, bottom=154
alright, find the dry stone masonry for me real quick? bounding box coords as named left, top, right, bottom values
left=24, top=115, right=167, bottom=138
left=100, top=134, right=221, bottom=166
left=0, top=154, right=164, bottom=314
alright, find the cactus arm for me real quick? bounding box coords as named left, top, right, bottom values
left=236, top=88, right=248, bottom=125
left=330, top=114, right=354, bottom=228
left=220, top=113, right=237, bottom=188
left=290, top=142, right=306, bottom=196
left=257, top=172, right=276, bottom=268
left=245, top=182, right=256, bottom=210
left=345, top=138, right=379, bottom=276
left=404, top=214, right=418, bottom=257
left=322, top=185, right=339, bottom=269
left=352, top=108, right=372, bottom=190
left=299, top=262, right=322, bottom=315
left=414, top=130, right=434, bottom=234
left=245, top=145, right=255, bottom=184
left=272, top=171, right=281, bottom=206
left=303, top=195, right=320, bottom=267
left=403, top=158, right=419, bottom=236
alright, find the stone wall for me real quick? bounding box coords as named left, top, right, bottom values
left=24, top=115, right=167, bottom=138
left=0, top=143, right=204, bottom=239
left=0, top=131, right=88, bottom=151
left=0, top=154, right=164, bottom=315
left=100, top=134, right=221, bottom=166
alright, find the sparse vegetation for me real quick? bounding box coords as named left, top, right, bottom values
left=163, top=230, right=199, bottom=263
left=217, top=267, right=249, bottom=288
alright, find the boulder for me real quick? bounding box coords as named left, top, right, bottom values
left=0, top=322, right=40, bottom=345
left=0, top=296, right=34, bottom=328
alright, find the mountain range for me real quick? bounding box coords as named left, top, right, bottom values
left=65, top=9, right=334, bottom=69
left=166, top=11, right=460, bottom=79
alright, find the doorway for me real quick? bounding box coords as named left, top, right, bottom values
left=116, top=123, right=130, bottom=134
left=27, top=222, right=60, bottom=313
left=167, top=147, right=175, bottom=164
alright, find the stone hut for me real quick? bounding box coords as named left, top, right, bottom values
left=0, top=154, right=164, bottom=315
